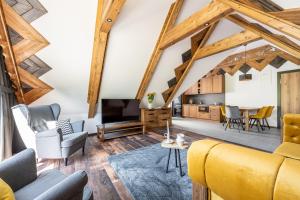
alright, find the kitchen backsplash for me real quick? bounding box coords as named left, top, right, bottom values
left=185, top=93, right=225, bottom=105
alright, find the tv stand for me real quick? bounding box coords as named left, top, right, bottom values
left=96, top=121, right=145, bottom=142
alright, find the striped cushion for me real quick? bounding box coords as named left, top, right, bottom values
left=56, top=119, right=73, bottom=135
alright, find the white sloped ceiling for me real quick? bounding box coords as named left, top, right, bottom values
left=29, top=0, right=298, bottom=132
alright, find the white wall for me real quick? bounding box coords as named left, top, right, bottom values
left=225, top=62, right=299, bottom=127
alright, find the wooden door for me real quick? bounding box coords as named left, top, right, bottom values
left=182, top=105, right=190, bottom=117
left=212, top=75, right=224, bottom=93
left=281, top=72, right=300, bottom=117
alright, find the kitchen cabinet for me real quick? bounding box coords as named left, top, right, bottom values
left=198, top=75, right=224, bottom=94
left=182, top=104, right=190, bottom=117
left=200, top=77, right=213, bottom=94
left=212, top=75, right=225, bottom=93
left=197, top=112, right=210, bottom=120
left=189, top=105, right=198, bottom=118
left=210, top=106, right=221, bottom=121
left=184, top=82, right=199, bottom=95
left=182, top=104, right=222, bottom=122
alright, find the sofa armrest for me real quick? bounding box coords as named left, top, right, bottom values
left=36, top=129, right=62, bottom=139
left=35, top=129, right=62, bottom=158
left=34, top=170, right=88, bottom=200
left=0, top=149, right=37, bottom=192
left=71, top=120, right=85, bottom=133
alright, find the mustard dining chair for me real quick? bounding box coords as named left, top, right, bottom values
left=263, top=106, right=274, bottom=130
left=220, top=105, right=227, bottom=126
left=249, top=106, right=269, bottom=132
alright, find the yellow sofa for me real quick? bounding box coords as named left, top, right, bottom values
left=188, top=114, right=300, bottom=200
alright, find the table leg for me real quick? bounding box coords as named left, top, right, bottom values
left=175, top=149, right=178, bottom=167
left=166, top=149, right=171, bottom=173
left=177, top=149, right=185, bottom=177
left=244, top=110, right=249, bottom=131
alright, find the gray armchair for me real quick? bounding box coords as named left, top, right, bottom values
left=11, top=103, right=88, bottom=166
left=0, top=148, right=93, bottom=200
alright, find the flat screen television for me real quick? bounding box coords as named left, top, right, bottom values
left=101, top=99, right=140, bottom=124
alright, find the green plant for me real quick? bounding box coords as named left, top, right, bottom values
left=147, top=92, right=156, bottom=103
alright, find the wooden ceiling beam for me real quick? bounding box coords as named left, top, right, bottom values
left=88, top=0, right=126, bottom=118
left=0, top=0, right=24, bottom=102
left=194, top=30, right=260, bottom=60
left=217, top=0, right=300, bottom=40
left=135, top=0, right=184, bottom=101
left=164, top=23, right=221, bottom=106
left=271, top=8, right=300, bottom=25
left=159, top=1, right=233, bottom=50
left=1, top=0, right=52, bottom=104
left=100, top=0, right=126, bottom=33
left=214, top=45, right=300, bottom=77
left=227, top=14, right=300, bottom=58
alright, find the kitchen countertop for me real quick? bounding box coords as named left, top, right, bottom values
left=183, top=104, right=222, bottom=107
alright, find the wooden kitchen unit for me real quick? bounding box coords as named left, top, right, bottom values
left=184, top=74, right=224, bottom=96
left=141, top=108, right=172, bottom=129
left=182, top=104, right=222, bottom=122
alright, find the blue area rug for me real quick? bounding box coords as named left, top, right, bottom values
left=108, top=144, right=192, bottom=200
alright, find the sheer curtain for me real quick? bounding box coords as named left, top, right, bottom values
left=0, top=47, right=17, bottom=161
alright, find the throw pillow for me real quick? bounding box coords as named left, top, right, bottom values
left=56, top=119, right=73, bottom=135
left=0, top=178, right=15, bottom=200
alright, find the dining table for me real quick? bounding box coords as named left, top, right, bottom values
left=239, top=107, right=260, bottom=131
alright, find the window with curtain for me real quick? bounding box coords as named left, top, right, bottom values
left=0, top=47, right=18, bottom=161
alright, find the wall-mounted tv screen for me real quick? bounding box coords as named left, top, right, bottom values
left=101, top=99, right=140, bottom=124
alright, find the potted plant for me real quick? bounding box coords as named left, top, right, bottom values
left=147, top=92, right=156, bottom=109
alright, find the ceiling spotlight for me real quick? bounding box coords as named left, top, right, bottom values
left=205, top=23, right=209, bottom=26
left=106, top=18, right=112, bottom=23
left=271, top=47, right=276, bottom=52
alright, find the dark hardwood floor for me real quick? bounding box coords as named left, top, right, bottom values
left=37, top=128, right=206, bottom=200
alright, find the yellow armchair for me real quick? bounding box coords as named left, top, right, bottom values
left=188, top=140, right=300, bottom=200
left=274, top=114, right=300, bottom=160
left=282, top=113, right=300, bottom=144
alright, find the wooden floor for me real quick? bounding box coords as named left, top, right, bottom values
left=37, top=128, right=206, bottom=200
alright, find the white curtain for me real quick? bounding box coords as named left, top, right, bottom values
left=0, top=49, right=16, bottom=161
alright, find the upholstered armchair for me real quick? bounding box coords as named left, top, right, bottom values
left=0, top=148, right=93, bottom=200
left=188, top=139, right=300, bottom=200
left=11, top=103, right=88, bottom=165
left=188, top=113, right=300, bottom=200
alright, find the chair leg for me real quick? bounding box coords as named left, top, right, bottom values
left=255, top=119, right=260, bottom=132
left=251, top=119, right=256, bottom=128
left=82, top=144, right=85, bottom=155
left=240, top=119, right=244, bottom=131
left=237, top=120, right=240, bottom=132
left=225, top=120, right=230, bottom=131
left=259, top=119, right=265, bottom=131
left=265, top=119, right=270, bottom=130
left=64, top=158, right=68, bottom=166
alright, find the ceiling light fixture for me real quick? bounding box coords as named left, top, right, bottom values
left=106, top=18, right=112, bottom=23
left=239, top=44, right=252, bottom=81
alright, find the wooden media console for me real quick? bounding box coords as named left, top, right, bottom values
left=96, top=121, right=145, bottom=142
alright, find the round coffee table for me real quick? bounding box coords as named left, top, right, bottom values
left=161, top=140, right=189, bottom=177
